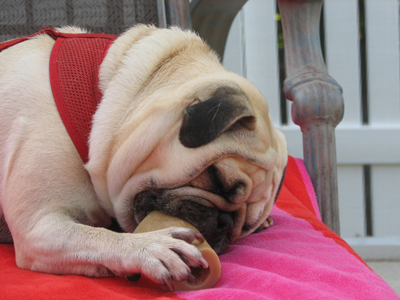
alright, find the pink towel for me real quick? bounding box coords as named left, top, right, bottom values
left=179, top=205, right=396, bottom=299
left=178, top=156, right=398, bottom=299
left=1, top=156, right=398, bottom=299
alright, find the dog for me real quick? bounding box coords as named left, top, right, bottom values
left=0, top=25, right=287, bottom=290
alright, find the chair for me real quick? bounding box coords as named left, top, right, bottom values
left=1, top=1, right=398, bottom=298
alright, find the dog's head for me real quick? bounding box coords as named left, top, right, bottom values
left=86, top=25, right=287, bottom=254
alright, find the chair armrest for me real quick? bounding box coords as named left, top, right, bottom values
left=278, top=0, right=344, bottom=234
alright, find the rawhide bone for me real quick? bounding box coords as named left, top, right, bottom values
left=134, top=210, right=221, bottom=291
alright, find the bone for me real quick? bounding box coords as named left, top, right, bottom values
left=133, top=210, right=221, bottom=291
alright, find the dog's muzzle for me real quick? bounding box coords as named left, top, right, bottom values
left=133, top=189, right=234, bottom=254
left=130, top=157, right=286, bottom=254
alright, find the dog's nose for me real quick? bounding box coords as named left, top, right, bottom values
left=216, top=212, right=233, bottom=235
left=207, top=163, right=249, bottom=204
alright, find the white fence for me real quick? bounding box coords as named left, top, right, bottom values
left=222, top=0, right=400, bottom=259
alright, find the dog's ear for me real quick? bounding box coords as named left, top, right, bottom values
left=179, top=86, right=256, bottom=148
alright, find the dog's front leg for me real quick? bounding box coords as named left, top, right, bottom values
left=11, top=209, right=207, bottom=288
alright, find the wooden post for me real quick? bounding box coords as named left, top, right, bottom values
left=277, top=0, right=344, bottom=234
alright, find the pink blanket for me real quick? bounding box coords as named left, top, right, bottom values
left=1, top=156, right=398, bottom=299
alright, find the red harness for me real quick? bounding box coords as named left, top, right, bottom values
left=0, top=28, right=117, bottom=163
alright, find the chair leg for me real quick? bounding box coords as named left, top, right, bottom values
left=277, top=0, right=344, bottom=234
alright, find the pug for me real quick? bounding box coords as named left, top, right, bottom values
left=0, top=25, right=287, bottom=290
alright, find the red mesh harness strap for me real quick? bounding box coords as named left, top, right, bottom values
left=0, top=27, right=117, bottom=51
left=48, top=29, right=116, bottom=163
left=0, top=27, right=117, bottom=164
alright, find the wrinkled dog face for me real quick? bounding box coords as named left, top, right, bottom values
left=124, top=86, right=287, bottom=254
left=86, top=27, right=288, bottom=255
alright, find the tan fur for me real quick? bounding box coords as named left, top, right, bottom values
left=0, top=25, right=287, bottom=288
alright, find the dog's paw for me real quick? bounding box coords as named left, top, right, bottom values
left=120, top=227, right=208, bottom=291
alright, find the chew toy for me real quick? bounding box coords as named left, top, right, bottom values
left=134, top=210, right=221, bottom=291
